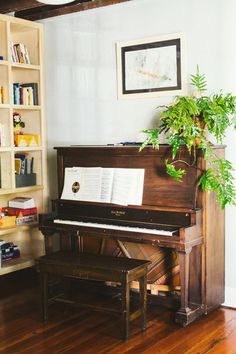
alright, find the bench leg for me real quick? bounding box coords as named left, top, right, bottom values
left=40, top=271, right=48, bottom=323
left=139, top=274, right=147, bottom=331
left=122, top=276, right=130, bottom=341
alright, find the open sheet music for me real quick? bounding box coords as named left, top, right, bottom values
left=61, top=167, right=145, bottom=206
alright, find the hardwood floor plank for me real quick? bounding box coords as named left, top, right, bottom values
left=0, top=269, right=236, bottom=354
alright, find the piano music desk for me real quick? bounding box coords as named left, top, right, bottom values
left=38, top=251, right=151, bottom=340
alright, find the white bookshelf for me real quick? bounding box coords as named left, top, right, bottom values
left=0, top=14, right=47, bottom=275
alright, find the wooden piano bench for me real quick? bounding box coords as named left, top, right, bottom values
left=38, top=251, right=150, bottom=341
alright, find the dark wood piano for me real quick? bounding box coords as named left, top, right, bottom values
left=39, top=145, right=225, bottom=326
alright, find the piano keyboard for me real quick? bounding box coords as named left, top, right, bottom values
left=53, top=219, right=176, bottom=236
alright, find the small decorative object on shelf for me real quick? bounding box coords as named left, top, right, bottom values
left=13, top=112, right=39, bottom=147
left=13, top=111, right=25, bottom=134
left=15, top=134, right=39, bottom=147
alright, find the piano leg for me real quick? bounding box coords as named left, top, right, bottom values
left=139, top=274, right=147, bottom=331
left=175, top=249, right=192, bottom=326
left=122, top=273, right=130, bottom=341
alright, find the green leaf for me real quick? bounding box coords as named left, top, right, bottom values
left=191, top=65, right=207, bottom=95
left=139, top=129, right=160, bottom=151
left=198, top=158, right=236, bottom=208
left=165, top=160, right=186, bottom=182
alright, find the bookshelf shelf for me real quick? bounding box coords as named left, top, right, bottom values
left=0, top=13, right=47, bottom=275
left=0, top=256, right=36, bottom=276
left=11, top=63, right=40, bottom=70
left=0, top=104, right=10, bottom=109
left=13, top=105, right=41, bottom=110
left=0, top=60, right=9, bottom=66
left=0, top=185, right=43, bottom=195
left=0, top=222, right=38, bottom=236
left=0, top=147, right=11, bottom=152
left=14, top=146, right=43, bottom=152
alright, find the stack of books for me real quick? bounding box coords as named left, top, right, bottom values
left=13, top=82, right=38, bottom=106
left=0, top=240, right=20, bottom=262
left=10, top=42, right=30, bottom=64
left=6, top=197, right=37, bottom=225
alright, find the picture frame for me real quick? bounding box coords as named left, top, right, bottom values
left=116, top=33, right=186, bottom=99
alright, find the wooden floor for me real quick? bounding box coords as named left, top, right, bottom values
left=0, top=269, right=236, bottom=354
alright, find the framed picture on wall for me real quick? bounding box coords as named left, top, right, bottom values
left=116, top=33, right=186, bottom=99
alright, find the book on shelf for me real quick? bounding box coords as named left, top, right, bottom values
left=9, top=197, right=35, bottom=209
left=2, top=207, right=37, bottom=217
left=0, top=86, right=5, bottom=104
left=0, top=241, right=20, bottom=262
left=10, top=42, right=30, bottom=64
left=61, top=167, right=145, bottom=206
left=15, top=154, right=34, bottom=175
left=13, top=82, right=38, bottom=106
left=16, top=214, right=37, bottom=225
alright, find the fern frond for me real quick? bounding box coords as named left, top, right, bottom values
left=191, top=65, right=207, bottom=95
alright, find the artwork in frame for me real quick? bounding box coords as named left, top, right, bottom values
left=116, top=33, right=186, bottom=99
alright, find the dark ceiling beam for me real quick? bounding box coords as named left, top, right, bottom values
left=0, top=0, right=43, bottom=14
left=14, top=0, right=131, bottom=21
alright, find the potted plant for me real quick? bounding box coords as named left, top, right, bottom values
left=140, top=67, right=236, bottom=208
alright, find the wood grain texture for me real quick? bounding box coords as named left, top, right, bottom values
left=0, top=269, right=235, bottom=353
left=13, top=0, right=131, bottom=21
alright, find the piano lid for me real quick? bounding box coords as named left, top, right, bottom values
left=54, top=145, right=204, bottom=210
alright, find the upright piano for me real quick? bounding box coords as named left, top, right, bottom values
left=39, top=145, right=225, bottom=326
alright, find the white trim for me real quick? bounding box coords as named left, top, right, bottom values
left=223, top=286, right=236, bottom=308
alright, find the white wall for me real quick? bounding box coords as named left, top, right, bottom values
left=41, top=0, right=236, bottom=304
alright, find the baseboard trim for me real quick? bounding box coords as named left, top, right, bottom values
left=223, top=287, right=236, bottom=308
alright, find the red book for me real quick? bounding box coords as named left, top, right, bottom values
left=2, top=207, right=37, bottom=217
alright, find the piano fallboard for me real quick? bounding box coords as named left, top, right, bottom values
left=54, top=199, right=196, bottom=228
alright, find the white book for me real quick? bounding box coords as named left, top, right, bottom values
left=9, top=197, right=35, bottom=209
left=61, top=167, right=145, bottom=206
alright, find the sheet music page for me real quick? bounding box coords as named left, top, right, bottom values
left=61, top=167, right=82, bottom=200
left=100, top=168, right=114, bottom=203
left=110, top=169, right=130, bottom=206
left=61, top=167, right=102, bottom=202
left=126, top=169, right=145, bottom=205
left=111, top=168, right=145, bottom=206
left=79, top=167, right=103, bottom=202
